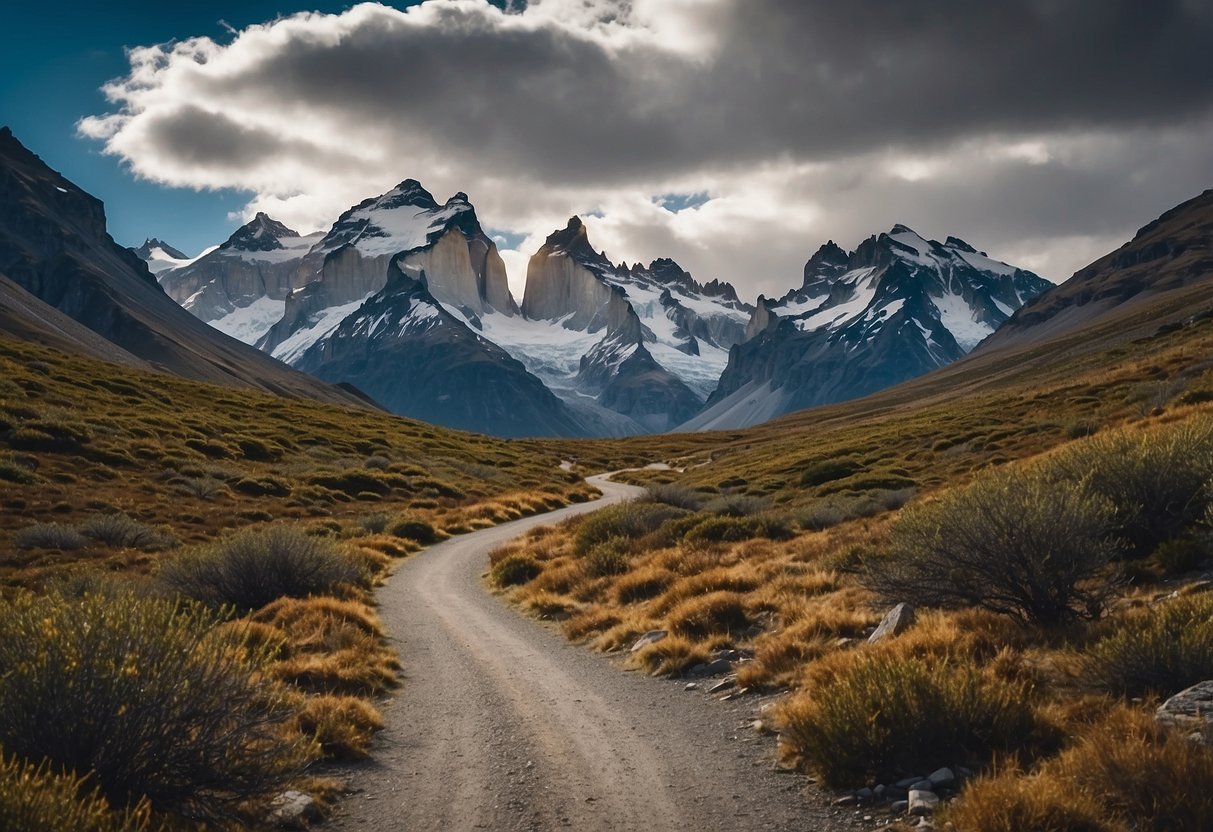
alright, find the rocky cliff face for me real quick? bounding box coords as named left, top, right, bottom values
left=980, top=188, right=1213, bottom=353
left=293, top=262, right=584, bottom=437
left=155, top=213, right=321, bottom=344
left=684, top=226, right=1051, bottom=430
left=0, top=126, right=360, bottom=406
left=261, top=180, right=517, bottom=358
left=503, top=217, right=749, bottom=428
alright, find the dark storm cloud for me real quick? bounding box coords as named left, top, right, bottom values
left=78, top=0, right=1213, bottom=297
left=146, top=0, right=1213, bottom=184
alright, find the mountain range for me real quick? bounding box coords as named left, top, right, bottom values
left=3, top=124, right=1207, bottom=440
left=143, top=180, right=1050, bottom=436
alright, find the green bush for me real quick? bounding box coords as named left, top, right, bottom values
left=0, top=749, right=151, bottom=832
left=1053, top=419, right=1213, bottom=557
left=583, top=537, right=632, bottom=577
left=780, top=654, right=1042, bottom=786
left=233, top=436, right=280, bottom=461
left=799, top=458, right=862, bottom=488
left=13, top=523, right=87, bottom=551
left=490, top=553, right=542, bottom=587
left=0, top=590, right=308, bottom=824
left=684, top=516, right=764, bottom=544
left=574, top=503, right=689, bottom=553
left=388, top=514, right=440, bottom=544
left=232, top=476, right=291, bottom=497
left=158, top=524, right=364, bottom=613
left=867, top=465, right=1121, bottom=626
left=684, top=514, right=794, bottom=544
left=1081, top=594, right=1213, bottom=698
left=644, top=484, right=703, bottom=511
left=78, top=513, right=177, bottom=551
left=1153, top=535, right=1208, bottom=575
left=0, top=456, right=38, bottom=485
left=702, top=493, right=771, bottom=517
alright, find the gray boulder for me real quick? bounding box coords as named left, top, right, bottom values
left=1156, top=679, right=1213, bottom=743
left=869, top=602, right=916, bottom=643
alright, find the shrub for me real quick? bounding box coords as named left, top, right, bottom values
left=778, top=654, right=1042, bottom=786
left=78, top=513, right=177, bottom=551
left=0, top=456, right=38, bottom=485
left=307, top=471, right=405, bottom=498
left=234, top=436, right=280, bottom=461
left=0, top=750, right=152, bottom=832
left=1152, top=535, right=1208, bottom=575
left=158, top=525, right=364, bottom=613
left=1080, top=594, right=1213, bottom=698
left=388, top=515, right=440, bottom=544
left=491, top=553, right=542, bottom=587
left=174, top=475, right=226, bottom=500
left=233, top=476, right=291, bottom=497
left=1053, top=418, right=1213, bottom=556
left=799, top=458, right=862, bottom=488
left=684, top=515, right=764, bottom=544
left=644, top=484, right=703, bottom=510
left=358, top=512, right=392, bottom=535
left=583, top=537, right=632, bottom=577
left=867, top=465, right=1121, bottom=626
left=0, top=590, right=308, bottom=824
left=798, top=489, right=915, bottom=531
left=574, top=503, right=689, bottom=553
left=13, top=522, right=87, bottom=550
left=702, top=493, right=770, bottom=517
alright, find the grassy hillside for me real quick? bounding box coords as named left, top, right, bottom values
left=495, top=292, right=1213, bottom=830
left=3, top=273, right=1212, bottom=829
left=0, top=334, right=596, bottom=830
left=0, top=335, right=595, bottom=589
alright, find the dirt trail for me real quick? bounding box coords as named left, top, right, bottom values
left=330, top=474, right=846, bottom=831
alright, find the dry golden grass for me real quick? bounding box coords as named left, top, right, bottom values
left=947, top=706, right=1213, bottom=832
left=253, top=596, right=400, bottom=696
left=294, top=695, right=385, bottom=761
left=0, top=336, right=595, bottom=590
left=633, top=634, right=713, bottom=676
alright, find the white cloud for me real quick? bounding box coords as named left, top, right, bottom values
left=79, top=0, right=1213, bottom=301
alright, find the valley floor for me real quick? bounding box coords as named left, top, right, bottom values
left=329, top=475, right=846, bottom=832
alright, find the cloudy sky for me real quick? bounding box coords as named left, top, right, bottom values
left=12, top=0, right=1213, bottom=301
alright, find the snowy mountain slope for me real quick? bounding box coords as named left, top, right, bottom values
left=293, top=262, right=584, bottom=437
left=259, top=180, right=516, bottom=359
left=506, top=217, right=749, bottom=430
left=131, top=238, right=198, bottom=275
left=153, top=213, right=321, bottom=345
left=683, top=226, right=1051, bottom=430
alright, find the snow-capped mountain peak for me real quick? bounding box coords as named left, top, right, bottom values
left=222, top=213, right=301, bottom=253
left=687, top=227, right=1052, bottom=431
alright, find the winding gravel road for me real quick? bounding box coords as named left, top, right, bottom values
left=329, top=474, right=847, bottom=831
